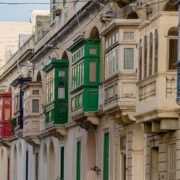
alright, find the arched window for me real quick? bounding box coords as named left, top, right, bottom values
left=139, top=39, right=142, bottom=80
left=154, top=30, right=158, bottom=73
left=127, top=12, right=139, bottom=19
left=163, top=2, right=178, bottom=11
left=168, top=27, right=178, bottom=70
left=149, top=33, right=153, bottom=76
left=144, top=36, right=148, bottom=78
left=89, top=27, right=99, bottom=39
left=36, top=71, right=42, bottom=82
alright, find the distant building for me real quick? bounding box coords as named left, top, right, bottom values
left=0, top=10, right=50, bottom=69
left=0, top=22, right=33, bottom=67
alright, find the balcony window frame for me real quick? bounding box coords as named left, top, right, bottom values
left=105, top=46, right=119, bottom=79
left=167, top=27, right=178, bottom=71
left=139, top=39, right=143, bottom=80
left=45, top=70, right=54, bottom=105
left=123, top=46, right=135, bottom=71
left=144, top=36, right=148, bottom=78
left=32, top=99, right=40, bottom=113
left=149, top=33, right=153, bottom=76
left=154, top=29, right=159, bottom=74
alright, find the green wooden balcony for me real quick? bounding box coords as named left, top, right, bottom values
left=43, top=59, right=69, bottom=127
left=68, top=38, right=100, bottom=120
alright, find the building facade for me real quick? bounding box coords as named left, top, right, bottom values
left=0, top=0, right=179, bottom=180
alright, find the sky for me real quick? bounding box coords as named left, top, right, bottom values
left=0, top=0, right=50, bottom=22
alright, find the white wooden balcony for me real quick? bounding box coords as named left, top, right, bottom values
left=136, top=72, right=179, bottom=133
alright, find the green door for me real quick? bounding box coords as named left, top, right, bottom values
left=76, top=140, right=81, bottom=180
left=103, top=133, right=109, bottom=180
left=60, top=147, right=64, bottom=180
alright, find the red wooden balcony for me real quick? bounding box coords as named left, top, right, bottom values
left=0, top=92, right=12, bottom=138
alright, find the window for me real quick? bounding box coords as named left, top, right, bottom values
left=58, top=83, right=65, bottom=99
left=149, top=33, right=153, bottom=76
left=139, top=40, right=143, bottom=80
left=168, top=27, right=178, bottom=70
left=72, top=47, right=84, bottom=64
left=72, top=61, right=84, bottom=90
left=46, top=70, right=54, bottom=105
left=89, top=61, right=96, bottom=81
left=32, top=99, right=39, bottom=113
left=105, top=31, right=118, bottom=49
left=32, top=90, right=39, bottom=95
left=144, top=36, right=148, bottom=78
left=14, top=95, right=19, bottom=113
left=76, top=140, right=81, bottom=180
left=124, top=32, right=134, bottom=41
left=103, top=133, right=109, bottom=180
left=124, top=48, right=134, bottom=69
left=105, top=46, right=119, bottom=79
left=71, top=93, right=83, bottom=112
left=4, top=109, right=10, bottom=121
left=4, top=99, right=10, bottom=105
left=154, top=30, right=158, bottom=73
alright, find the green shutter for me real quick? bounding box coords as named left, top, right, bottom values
left=103, top=133, right=109, bottom=180
left=76, top=140, right=81, bottom=180
left=60, top=147, right=64, bottom=180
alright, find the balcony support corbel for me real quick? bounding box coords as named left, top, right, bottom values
left=74, top=112, right=99, bottom=130
left=112, top=109, right=135, bottom=126
left=0, top=140, right=11, bottom=148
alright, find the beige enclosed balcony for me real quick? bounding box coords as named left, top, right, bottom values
left=136, top=11, right=178, bottom=133
left=22, top=82, right=42, bottom=140
left=98, top=18, right=140, bottom=125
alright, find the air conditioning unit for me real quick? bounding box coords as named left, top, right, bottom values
left=145, top=5, right=152, bottom=14
left=54, top=8, right=62, bottom=16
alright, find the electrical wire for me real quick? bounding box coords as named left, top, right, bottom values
left=0, top=0, right=91, bottom=5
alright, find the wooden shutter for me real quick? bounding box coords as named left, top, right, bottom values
left=76, top=141, right=81, bottom=180
left=103, top=133, right=109, bottom=180
left=60, top=147, right=64, bottom=180
left=35, top=153, right=39, bottom=180
left=7, top=157, right=10, bottom=180
left=26, top=150, right=29, bottom=180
